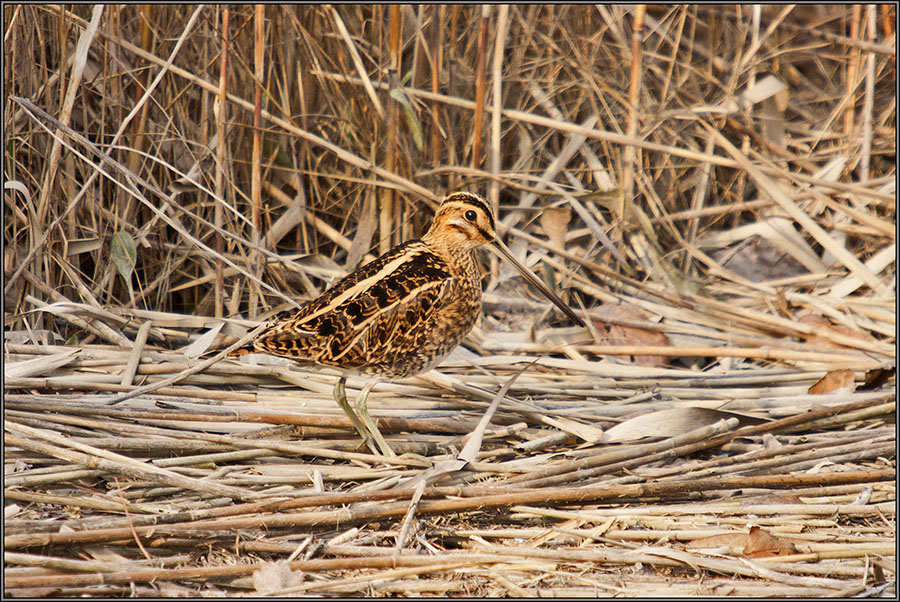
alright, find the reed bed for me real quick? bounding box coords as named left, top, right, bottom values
left=4, top=4, right=895, bottom=597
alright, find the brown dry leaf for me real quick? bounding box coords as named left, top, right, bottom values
left=808, top=369, right=856, bottom=394
left=798, top=314, right=877, bottom=350
left=688, top=527, right=799, bottom=559
left=687, top=531, right=749, bottom=555
left=860, top=364, right=895, bottom=391
left=540, top=206, right=571, bottom=250
left=591, top=302, right=670, bottom=366
left=81, top=544, right=130, bottom=562
left=601, top=407, right=766, bottom=443
left=743, top=526, right=798, bottom=558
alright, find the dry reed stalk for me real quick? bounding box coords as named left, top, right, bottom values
left=472, top=544, right=850, bottom=590
left=2, top=553, right=515, bottom=590
left=470, top=5, right=489, bottom=170
left=6, top=468, right=892, bottom=551
left=214, top=7, right=229, bottom=319
left=504, top=395, right=893, bottom=487
left=4, top=422, right=263, bottom=502
left=511, top=500, right=895, bottom=522
left=430, top=5, right=443, bottom=166
left=483, top=341, right=879, bottom=366
left=318, top=67, right=893, bottom=204
left=382, top=5, right=401, bottom=255
left=646, top=430, right=892, bottom=480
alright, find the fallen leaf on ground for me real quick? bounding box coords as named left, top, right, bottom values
left=591, top=302, right=670, bottom=366
left=808, top=369, right=855, bottom=394
left=601, top=407, right=767, bottom=443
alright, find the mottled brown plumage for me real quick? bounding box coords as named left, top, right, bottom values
left=233, top=192, right=582, bottom=456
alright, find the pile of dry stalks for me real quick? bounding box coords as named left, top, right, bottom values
left=4, top=5, right=895, bottom=597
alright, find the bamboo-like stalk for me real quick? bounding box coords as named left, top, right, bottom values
left=381, top=5, right=401, bottom=255
left=470, top=5, right=490, bottom=169
left=430, top=4, right=443, bottom=167
left=249, top=4, right=266, bottom=318
left=214, top=7, right=230, bottom=319
left=488, top=5, right=509, bottom=210
left=857, top=5, right=877, bottom=182
left=621, top=4, right=645, bottom=211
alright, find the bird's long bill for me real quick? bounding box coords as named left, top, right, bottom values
left=488, top=239, right=585, bottom=327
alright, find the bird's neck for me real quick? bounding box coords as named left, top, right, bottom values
left=421, top=233, right=479, bottom=277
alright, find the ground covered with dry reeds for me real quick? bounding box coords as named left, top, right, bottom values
left=3, top=4, right=896, bottom=597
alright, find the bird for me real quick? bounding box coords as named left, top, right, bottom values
left=232, top=192, right=584, bottom=456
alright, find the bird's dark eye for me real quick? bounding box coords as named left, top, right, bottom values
left=464, top=210, right=477, bottom=222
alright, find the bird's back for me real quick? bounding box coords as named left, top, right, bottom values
left=235, top=239, right=482, bottom=379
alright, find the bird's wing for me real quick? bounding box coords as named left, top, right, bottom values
left=245, top=241, right=458, bottom=370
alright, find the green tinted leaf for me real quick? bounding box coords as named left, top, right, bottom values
left=389, top=88, right=410, bottom=109
left=390, top=89, right=424, bottom=152
left=110, top=231, right=137, bottom=281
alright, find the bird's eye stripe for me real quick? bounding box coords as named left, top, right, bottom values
left=443, top=193, right=495, bottom=231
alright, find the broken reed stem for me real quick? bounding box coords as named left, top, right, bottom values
left=501, top=395, right=894, bottom=488
left=2, top=553, right=513, bottom=590
left=2, top=396, right=489, bottom=435
left=4, top=421, right=263, bottom=502
left=5, top=469, right=892, bottom=551
left=481, top=341, right=879, bottom=366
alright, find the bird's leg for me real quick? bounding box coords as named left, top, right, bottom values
left=333, top=376, right=380, bottom=456
left=354, top=382, right=396, bottom=457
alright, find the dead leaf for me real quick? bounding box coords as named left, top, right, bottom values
left=180, top=322, right=225, bottom=358
left=591, top=302, right=670, bottom=366
left=31, top=301, right=126, bottom=324
left=601, top=407, right=766, bottom=443
left=543, top=415, right=605, bottom=444
left=743, top=526, right=798, bottom=558
left=346, top=193, right=378, bottom=270
left=81, top=544, right=129, bottom=562
left=540, top=206, right=571, bottom=250
left=687, top=531, right=749, bottom=555
left=808, top=369, right=855, bottom=394
left=703, top=216, right=826, bottom=277
left=851, top=485, right=873, bottom=505
left=860, top=364, right=895, bottom=391
left=798, top=314, right=877, bottom=350
left=688, top=526, right=799, bottom=559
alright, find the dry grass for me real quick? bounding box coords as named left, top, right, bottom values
left=3, top=5, right=896, bottom=597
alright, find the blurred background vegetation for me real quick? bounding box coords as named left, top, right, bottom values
left=4, top=5, right=895, bottom=344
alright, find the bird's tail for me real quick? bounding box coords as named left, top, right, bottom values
left=228, top=344, right=256, bottom=358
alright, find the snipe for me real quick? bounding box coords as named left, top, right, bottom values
left=233, top=192, right=583, bottom=456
